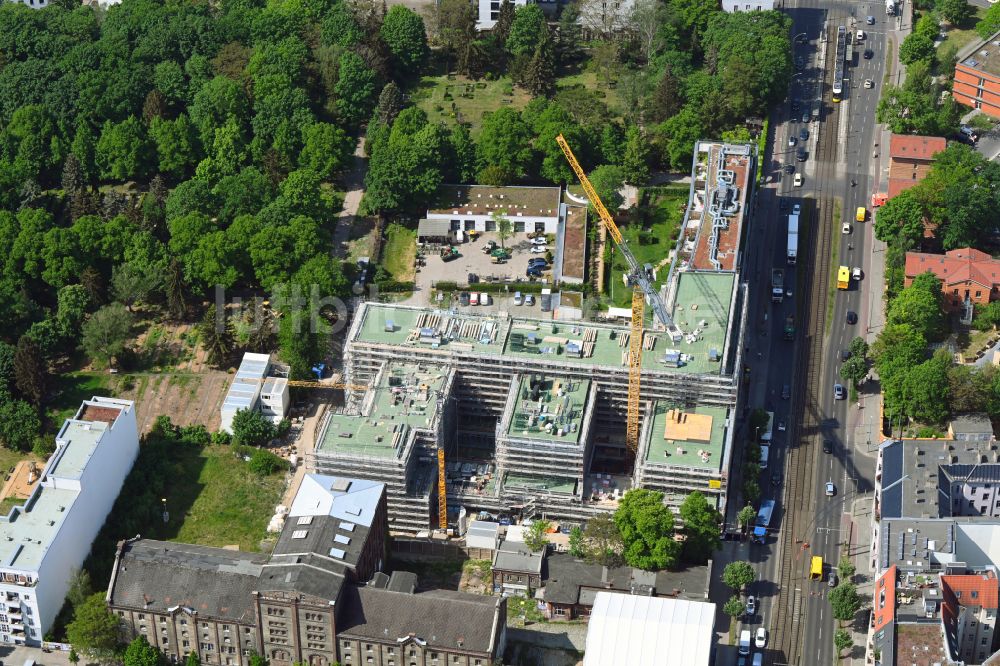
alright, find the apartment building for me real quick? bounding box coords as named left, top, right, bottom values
left=887, top=134, right=946, bottom=198
left=0, top=397, right=138, bottom=645
left=954, top=29, right=1000, bottom=118
left=905, top=248, right=1000, bottom=314
left=942, top=571, right=1000, bottom=664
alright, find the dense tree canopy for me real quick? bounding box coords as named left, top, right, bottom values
left=614, top=488, right=681, bottom=570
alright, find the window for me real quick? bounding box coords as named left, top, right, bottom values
left=183, top=641, right=190, bottom=648
left=181, top=620, right=188, bottom=626
left=162, top=638, right=168, bottom=645
left=554, top=608, right=566, bottom=616
left=484, top=220, right=496, bottom=232
left=138, top=614, right=145, bottom=620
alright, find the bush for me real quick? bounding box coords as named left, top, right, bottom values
left=248, top=449, right=289, bottom=477
left=32, top=436, right=56, bottom=459
left=179, top=424, right=210, bottom=446
left=211, top=430, right=232, bottom=445
left=277, top=419, right=291, bottom=437
left=375, top=279, right=416, bottom=293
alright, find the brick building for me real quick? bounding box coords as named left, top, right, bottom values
left=106, top=475, right=507, bottom=666
left=954, top=29, right=1000, bottom=118
left=888, top=134, right=946, bottom=199
left=904, top=248, right=1000, bottom=313
left=942, top=571, right=1000, bottom=664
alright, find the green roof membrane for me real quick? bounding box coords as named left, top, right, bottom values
left=354, top=272, right=736, bottom=376
left=505, top=376, right=590, bottom=444
left=645, top=402, right=729, bottom=471
left=317, top=363, right=448, bottom=459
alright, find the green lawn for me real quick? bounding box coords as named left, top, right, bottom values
left=939, top=7, right=988, bottom=64
left=48, top=372, right=111, bottom=431
left=170, top=444, right=286, bottom=550
left=412, top=75, right=534, bottom=135
left=382, top=223, right=417, bottom=281
left=605, top=186, right=689, bottom=309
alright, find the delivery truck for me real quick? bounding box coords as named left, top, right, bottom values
left=787, top=213, right=799, bottom=264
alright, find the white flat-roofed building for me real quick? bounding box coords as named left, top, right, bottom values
left=423, top=185, right=563, bottom=236
left=721, top=0, right=775, bottom=11
left=0, top=397, right=137, bottom=645
left=220, top=353, right=290, bottom=434
left=583, top=592, right=716, bottom=666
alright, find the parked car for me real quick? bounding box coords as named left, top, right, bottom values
left=841, top=349, right=851, bottom=361
left=528, top=257, right=548, bottom=267
left=526, top=268, right=543, bottom=278
left=531, top=237, right=547, bottom=246
left=847, top=310, right=858, bottom=325
left=755, top=628, right=768, bottom=649
left=513, top=292, right=523, bottom=306
left=524, top=294, right=536, bottom=306
left=794, top=173, right=804, bottom=187
left=530, top=245, right=547, bottom=253
left=746, top=596, right=756, bottom=616
left=834, top=383, right=846, bottom=400
left=470, top=292, right=479, bottom=306
left=459, top=292, right=470, bottom=306
left=480, top=293, right=491, bottom=306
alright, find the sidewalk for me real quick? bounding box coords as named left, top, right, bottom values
left=845, top=495, right=875, bottom=665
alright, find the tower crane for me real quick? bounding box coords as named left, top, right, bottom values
left=284, top=380, right=370, bottom=391
left=555, top=134, right=680, bottom=452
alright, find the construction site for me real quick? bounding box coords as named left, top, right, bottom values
left=306, top=140, right=758, bottom=534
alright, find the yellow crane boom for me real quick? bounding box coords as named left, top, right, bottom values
left=284, top=380, right=370, bottom=391
left=555, top=134, right=645, bottom=453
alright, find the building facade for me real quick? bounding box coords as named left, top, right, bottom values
left=887, top=134, right=946, bottom=199
left=720, top=0, right=775, bottom=11
left=954, top=30, right=1000, bottom=118
left=942, top=571, right=1000, bottom=664
left=905, top=248, right=1000, bottom=313
left=220, top=353, right=291, bottom=434
left=0, top=397, right=137, bottom=645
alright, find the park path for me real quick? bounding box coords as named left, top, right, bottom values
left=333, top=137, right=368, bottom=259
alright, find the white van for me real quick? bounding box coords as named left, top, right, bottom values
left=760, top=445, right=770, bottom=470
left=739, top=629, right=752, bottom=655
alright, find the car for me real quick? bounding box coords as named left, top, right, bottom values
left=864, top=78, right=874, bottom=88
left=960, top=125, right=980, bottom=142
left=795, top=33, right=809, bottom=43
left=528, top=256, right=547, bottom=265
left=829, top=572, right=839, bottom=588
left=779, top=199, right=789, bottom=212
left=856, top=206, right=867, bottom=222
left=771, top=470, right=782, bottom=487
left=530, top=245, right=547, bottom=253
left=866, top=15, right=875, bottom=24
left=799, top=128, right=809, bottom=141
left=468, top=273, right=479, bottom=284
left=794, top=173, right=803, bottom=187
left=788, top=135, right=797, bottom=146
left=479, top=292, right=491, bottom=306
left=864, top=49, right=874, bottom=59
left=531, top=237, right=547, bottom=246
left=841, top=349, right=851, bottom=362
left=513, top=292, right=523, bottom=306
left=852, top=267, right=863, bottom=280
left=739, top=630, right=752, bottom=656
left=842, top=223, right=852, bottom=234
left=834, top=383, right=846, bottom=400
left=526, top=268, right=543, bottom=278
left=847, top=310, right=858, bottom=325
left=783, top=163, right=795, bottom=174
left=777, top=419, right=787, bottom=432
left=802, top=110, right=810, bottom=123
left=746, top=596, right=756, bottom=616
left=856, top=29, right=865, bottom=40
left=755, top=627, right=768, bottom=649
left=826, top=480, right=836, bottom=496
left=459, top=292, right=470, bottom=306
left=469, top=292, right=479, bottom=306
left=528, top=261, right=548, bottom=270
left=792, top=203, right=801, bottom=214
left=524, top=294, right=535, bottom=306
left=796, top=148, right=807, bottom=161
left=823, top=440, right=834, bottom=453
left=781, top=384, right=791, bottom=399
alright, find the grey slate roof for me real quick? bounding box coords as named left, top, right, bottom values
left=258, top=553, right=347, bottom=602
left=272, top=513, right=371, bottom=570
left=492, top=538, right=543, bottom=575
left=950, top=414, right=994, bottom=435
left=387, top=571, right=417, bottom=593
left=108, top=540, right=268, bottom=623
left=540, top=553, right=709, bottom=605
left=336, top=585, right=503, bottom=655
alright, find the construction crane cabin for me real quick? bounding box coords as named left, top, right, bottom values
left=555, top=134, right=683, bottom=452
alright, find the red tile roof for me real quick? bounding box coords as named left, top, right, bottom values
left=942, top=571, right=999, bottom=610
left=873, top=565, right=897, bottom=633
left=889, top=134, right=947, bottom=161
left=905, top=248, right=1000, bottom=288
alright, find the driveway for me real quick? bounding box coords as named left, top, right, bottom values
left=0, top=646, right=74, bottom=666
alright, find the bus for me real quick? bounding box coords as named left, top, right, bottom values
left=837, top=266, right=850, bottom=290
left=760, top=411, right=774, bottom=444
left=832, top=26, right=847, bottom=102
left=810, top=556, right=824, bottom=580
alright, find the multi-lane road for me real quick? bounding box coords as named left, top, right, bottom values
left=725, top=0, right=898, bottom=663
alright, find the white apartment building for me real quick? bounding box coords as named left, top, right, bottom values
left=420, top=185, right=563, bottom=237
left=0, top=397, right=138, bottom=645
left=220, top=353, right=290, bottom=434
left=720, top=0, right=776, bottom=11
left=476, top=0, right=534, bottom=31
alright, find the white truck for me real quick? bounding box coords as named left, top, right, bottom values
left=760, top=411, right=774, bottom=444
left=739, top=630, right=752, bottom=655
left=760, top=444, right=770, bottom=470
left=771, top=268, right=784, bottom=302
left=886, top=0, right=895, bottom=15
left=787, top=213, right=799, bottom=264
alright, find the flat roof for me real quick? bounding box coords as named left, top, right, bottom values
left=645, top=402, right=729, bottom=471
left=957, top=29, right=1000, bottom=77
left=897, top=622, right=947, bottom=665
left=503, top=473, right=577, bottom=494
left=428, top=185, right=562, bottom=219
left=316, top=362, right=449, bottom=459
left=48, top=420, right=107, bottom=479
left=223, top=353, right=273, bottom=412
left=505, top=376, right=590, bottom=444
left=561, top=204, right=587, bottom=280
left=687, top=142, right=753, bottom=272
left=353, top=289, right=737, bottom=377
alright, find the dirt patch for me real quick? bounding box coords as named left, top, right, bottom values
left=0, top=460, right=41, bottom=501
left=459, top=559, right=492, bottom=594
left=114, top=371, right=230, bottom=434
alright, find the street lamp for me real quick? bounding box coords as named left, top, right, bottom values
left=161, top=498, right=169, bottom=524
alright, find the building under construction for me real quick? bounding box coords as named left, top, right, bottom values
left=310, top=140, right=758, bottom=533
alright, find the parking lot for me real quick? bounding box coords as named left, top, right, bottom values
left=414, top=232, right=554, bottom=316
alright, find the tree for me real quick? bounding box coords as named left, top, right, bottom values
left=506, top=4, right=547, bottom=58
left=249, top=652, right=268, bottom=666
left=900, top=33, right=935, bottom=65
left=679, top=491, right=721, bottom=563
left=96, top=116, right=152, bottom=182
left=838, top=557, right=857, bottom=581
left=299, top=123, right=352, bottom=180
left=232, top=408, right=278, bottom=447
left=149, top=115, right=199, bottom=182
left=67, top=568, right=94, bottom=609
left=336, top=52, right=378, bottom=126
left=888, top=272, right=946, bottom=341
left=0, top=400, right=40, bottom=452
left=524, top=519, right=552, bottom=552
left=834, top=628, right=853, bottom=656
left=588, top=165, right=625, bottom=213
left=185, top=653, right=201, bottom=666
left=839, top=355, right=868, bottom=387
left=69, top=650, right=80, bottom=665
left=648, top=65, right=682, bottom=123
left=582, top=513, right=624, bottom=566
left=200, top=305, right=233, bottom=368
left=494, top=0, right=516, bottom=45
left=112, top=261, right=162, bottom=311
left=621, top=125, right=651, bottom=185
left=66, top=592, right=120, bottom=661
left=901, top=351, right=952, bottom=424
left=978, top=2, right=1000, bottom=39
left=521, top=32, right=557, bottom=96
left=654, top=107, right=704, bottom=170
left=937, top=0, right=971, bottom=25
left=614, top=488, right=680, bottom=570
left=165, top=258, right=187, bottom=320
left=568, top=526, right=585, bottom=557
left=82, top=303, right=134, bottom=368
left=492, top=211, right=514, bottom=251
left=476, top=108, right=534, bottom=184
left=124, top=636, right=163, bottom=666
left=722, top=561, right=756, bottom=593
left=736, top=505, right=757, bottom=532
left=13, top=336, right=47, bottom=406
left=829, top=582, right=862, bottom=622
left=723, top=595, right=746, bottom=618
left=62, top=154, right=85, bottom=196
left=381, top=6, right=428, bottom=76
